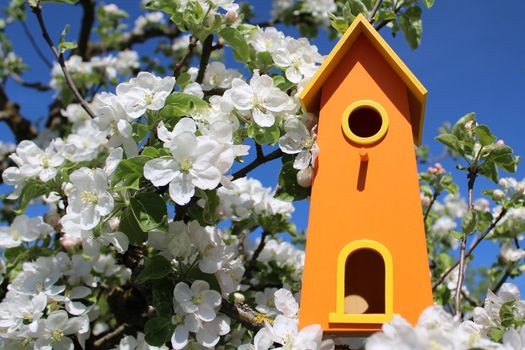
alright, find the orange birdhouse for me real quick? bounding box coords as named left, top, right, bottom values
left=298, top=14, right=433, bottom=334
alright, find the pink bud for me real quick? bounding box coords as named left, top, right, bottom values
left=427, top=166, right=437, bottom=175
left=434, top=163, right=445, bottom=174
left=517, top=184, right=525, bottom=194
left=465, top=121, right=474, bottom=130
left=496, top=139, right=505, bottom=145
left=224, top=10, right=238, bottom=24
left=60, top=234, right=82, bottom=249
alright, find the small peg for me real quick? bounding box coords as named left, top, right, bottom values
left=359, top=148, right=369, bottom=162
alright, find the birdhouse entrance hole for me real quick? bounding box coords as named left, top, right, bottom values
left=341, top=100, right=389, bottom=145
left=344, top=249, right=385, bottom=314
left=348, top=108, right=382, bottom=138
left=329, top=240, right=393, bottom=324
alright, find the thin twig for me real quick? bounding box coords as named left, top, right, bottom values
left=432, top=207, right=508, bottom=291
left=244, top=230, right=270, bottom=281
left=454, top=169, right=477, bottom=316
left=461, top=290, right=480, bottom=307
left=20, top=20, right=52, bottom=68
left=9, top=73, right=50, bottom=92
left=29, top=4, right=97, bottom=119
left=232, top=149, right=283, bottom=180
left=368, top=0, right=384, bottom=22
left=423, top=192, right=438, bottom=222
left=173, top=36, right=198, bottom=77
left=196, top=34, right=214, bottom=84
left=87, top=26, right=181, bottom=57
left=92, top=324, right=128, bottom=348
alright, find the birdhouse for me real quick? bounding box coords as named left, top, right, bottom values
left=298, top=14, right=433, bottom=334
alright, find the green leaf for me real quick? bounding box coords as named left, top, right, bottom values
left=119, top=208, right=147, bottom=245
left=144, top=316, right=175, bottom=346
left=272, top=75, right=295, bottom=92
left=130, top=192, right=167, bottom=232
left=4, top=246, right=27, bottom=261
left=112, top=155, right=151, bottom=191
left=449, top=230, right=463, bottom=240
left=399, top=6, right=422, bottom=50
left=254, top=51, right=274, bottom=70
left=276, top=159, right=310, bottom=201
left=133, top=123, right=150, bottom=143
left=136, top=255, right=172, bottom=284
left=421, top=0, right=435, bottom=8
left=478, top=161, right=499, bottom=183
left=17, top=180, right=49, bottom=213
left=247, top=123, right=280, bottom=145
left=329, top=13, right=349, bottom=34
left=348, top=0, right=369, bottom=16
left=474, top=125, right=496, bottom=146
left=435, top=133, right=460, bottom=154
left=219, top=27, right=251, bottom=62
left=162, top=92, right=208, bottom=118
left=461, top=209, right=478, bottom=235
left=58, top=24, right=77, bottom=53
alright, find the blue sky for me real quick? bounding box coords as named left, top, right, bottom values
left=1, top=1, right=524, bottom=290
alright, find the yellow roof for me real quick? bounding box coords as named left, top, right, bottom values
left=299, top=14, right=427, bottom=145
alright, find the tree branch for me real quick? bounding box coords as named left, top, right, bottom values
left=244, top=230, right=270, bottom=281
left=432, top=207, right=508, bottom=291
left=87, top=26, right=181, bottom=57
left=232, top=148, right=283, bottom=181
left=368, top=0, right=384, bottom=22
left=9, top=73, right=50, bottom=92
left=0, top=84, right=38, bottom=143
left=91, top=323, right=128, bottom=349
left=173, top=36, right=198, bottom=78
left=29, top=4, right=97, bottom=119
left=454, top=169, right=477, bottom=316
left=196, top=34, right=214, bottom=84
left=75, top=0, right=96, bottom=59
left=220, top=298, right=265, bottom=331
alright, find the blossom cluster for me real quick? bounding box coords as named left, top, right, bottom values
left=0, top=252, right=130, bottom=349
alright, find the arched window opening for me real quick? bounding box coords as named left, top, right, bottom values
left=344, top=248, right=385, bottom=314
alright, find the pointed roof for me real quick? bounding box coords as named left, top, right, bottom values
left=299, top=14, right=427, bottom=145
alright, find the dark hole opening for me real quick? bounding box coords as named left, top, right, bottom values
left=348, top=107, right=383, bottom=138
left=344, top=248, right=385, bottom=314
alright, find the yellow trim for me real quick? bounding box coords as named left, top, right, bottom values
left=299, top=13, right=427, bottom=145
left=328, top=240, right=393, bottom=324
left=341, top=100, right=389, bottom=145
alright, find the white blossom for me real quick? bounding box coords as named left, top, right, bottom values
left=65, top=168, right=114, bottom=230
left=116, top=71, right=175, bottom=118
left=0, top=215, right=53, bottom=248
left=229, top=70, right=295, bottom=127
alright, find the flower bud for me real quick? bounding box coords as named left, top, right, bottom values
left=499, top=178, right=509, bottom=188
left=492, top=189, right=505, bottom=201
left=517, top=184, right=525, bottom=194
left=297, top=167, right=313, bottom=188
left=420, top=195, right=431, bottom=207
left=232, top=292, right=245, bottom=304
left=495, top=139, right=505, bottom=145
left=224, top=10, right=238, bottom=24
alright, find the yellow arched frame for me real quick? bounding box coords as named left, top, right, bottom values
left=341, top=100, right=389, bottom=145
left=329, top=240, right=393, bottom=324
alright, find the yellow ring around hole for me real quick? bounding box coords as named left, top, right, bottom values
left=341, top=100, right=389, bottom=145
